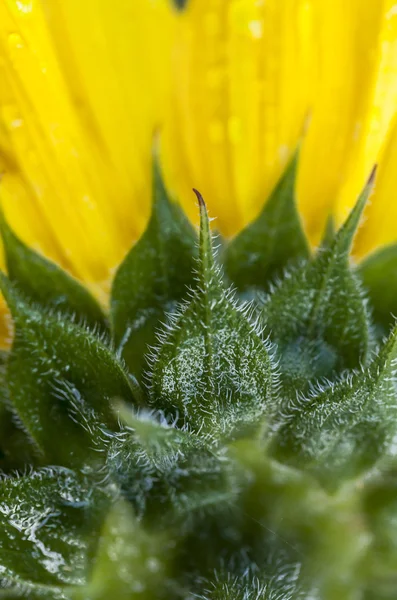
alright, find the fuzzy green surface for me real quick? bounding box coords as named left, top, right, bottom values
left=0, top=158, right=396, bottom=600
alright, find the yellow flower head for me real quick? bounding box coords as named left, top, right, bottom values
left=163, top=0, right=397, bottom=254
left=1, top=0, right=397, bottom=336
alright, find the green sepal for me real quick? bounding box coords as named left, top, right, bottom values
left=0, top=467, right=106, bottom=594
left=0, top=275, right=136, bottom=466
left=111, top=158, right=197, bottom=382
left=260, top=176, right=374, bottom=382
left=0, top=212, right=107, bottom=332
left=359, top=243, right=397, bottom=337
left=271, top=324, right=397, bottom=485
left=74, top=499, right=174, bottom=600
left=223, top=153, right=309, bottom=294
left=149, top=192, right=275, bottom=438
left=107, top=410, right=239, bottom=523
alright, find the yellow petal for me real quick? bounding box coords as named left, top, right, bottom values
left=162, top=0, right=314, bottom=237
left=0, top=0, right=174, bottom=346
left=297, top=0, right=397, bottom=246
left=0, top=0, right=175, bottom=299
left=354, top=116, right=397, bottom=258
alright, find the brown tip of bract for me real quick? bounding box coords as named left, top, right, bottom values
left=192, top=188, right=206, bottom=208
left=367, top=164, right=377, bottom=186
left=151, top=129, right=162, bottom=159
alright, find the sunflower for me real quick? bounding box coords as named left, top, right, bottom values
left=1, top=2, right=397, bottom=599
left=1, top=0, right=397, bottom=319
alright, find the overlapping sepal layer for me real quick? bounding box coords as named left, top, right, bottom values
left=0, top=159, right=396, bottom=599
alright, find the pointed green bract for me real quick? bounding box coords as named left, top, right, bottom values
left=271, top=325, right=397, bottom=485
left=0, top=213, right=107, bottom=332
left=150, top=191, right=274, bottom=438
left=0, top=275, right=135, bottom=466
left=111, top=159, right=197, bottom=381
left=223, top=153, right=309, bottom=293
left=260, top=179, right=373, bottom=383
left=359, top=243, right=397, bottom=336
left=0, top=159, right=396, bottom=599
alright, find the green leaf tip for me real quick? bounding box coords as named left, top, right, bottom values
left=111, top=157, right=197, bottom=381
left=149, top=188, right=275, bottom=439
left=260, top=172, right=376, bottom=383
left=334, top=163, right=377, bottom=256
left=0, top=210, right=107, bottom=332
left=0, top=274, right=136, bottom=466
left=223, top=151, right=309, bottom=294
left=193, top=187, right=216, bottom=279
left=272, top=322, right=397, bottom=485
